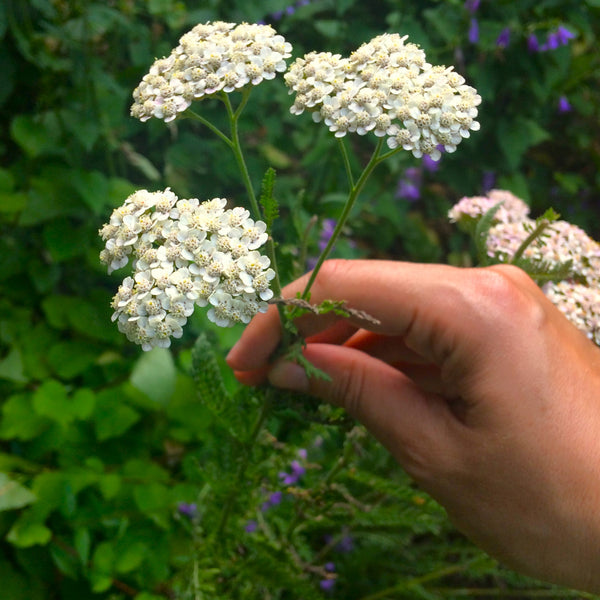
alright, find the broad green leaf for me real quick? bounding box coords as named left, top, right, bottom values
left=0, top=473, right=37, bottom=511
left=133, top=483, right=170, bottom=529
left=69, top=169, right=110, bottom=214
left=32, top=380, right=75, bottom=428
left=0, top=347, right=27, bottom=382
left=114, top=540, right=146, bottom=573
left=47, top=341, right=100, bottom=379
left=98, top=473, right=121, bottom=499
left=10, top=114, right=62, bottom=159
left=130, top=347, right=176, bottom=405
left=94, top=388, right=140, bottom=440
left=7, top=519, right=52, bottom=547
left=59, top=109, right=101, bottom=152
left=0, top=393, right=50, bottom=441
left=91, top=541, right=115, bottom=591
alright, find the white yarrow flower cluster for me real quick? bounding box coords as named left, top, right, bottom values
left=449, top=190, right=600, bottom=345
left=284, top=33, right=481, bottom=160
left=131, top=21, right=293, bottom=122
left=99, top=189, right=274, bottom=350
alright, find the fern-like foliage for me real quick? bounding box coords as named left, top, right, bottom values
left=191, top=333, right=257, bottom=442
left=259, top=166, right=279, bottom=230
left=473, top=201, right=504, bottom=265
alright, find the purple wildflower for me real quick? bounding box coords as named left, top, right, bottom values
left=325, top=562, right=336, bottom=572
left=482, top=171, right=496, bottom=193
left=336, top=534, right=354, bottom=553
left=542, top=26, right=575, bottom=51
left=422, top=153, right=441, bottom=173
left=279, top=460, right=306, bottom=485
left=395, top=167, right=422, bottom=201
left=320, top=579, right=336, bottom=591
left=558, top=95, right=572, bottom=113
left=245, top=520, right=258, bottom=533
left=464, top=0, right=480, bottom=12
left=543, top=32, right=560, bottom=51
left=468, top=18, right=479, bottom=44
left=496, top=27, right=510, bottom=48
left=318, top=218, right=337, bottom=252
left=556, top=25, right=575, bottom=45
left=177, top=502, right=197, bottom=518
left=297, top=448, right=308, bottom=460
left=527, top=34, right=540, bottom=52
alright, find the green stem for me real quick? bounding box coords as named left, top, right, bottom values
left=301, top=137, right=386, bottom=300
left=338, top=137, right=356, bottom=189
left=220, top=92, right=289, bottom=333
left=186, top=109, right=233, bottom=148
left=221, top=90, right=261, bottom=219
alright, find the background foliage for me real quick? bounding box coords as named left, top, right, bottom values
left=1, top=0, right=600, bottom=598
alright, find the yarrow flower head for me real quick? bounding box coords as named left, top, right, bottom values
left=131, top=21, right=293, bottom=122
left=284, top=33, right=481, bottom=161
left=448, top=189, right=530, bottom=225
left=449, top=190, right=600, bottom=345
left=99, top=189, right=274, bottom=350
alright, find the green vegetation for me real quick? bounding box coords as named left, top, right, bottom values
left=1, top=1, right=599, bottom=598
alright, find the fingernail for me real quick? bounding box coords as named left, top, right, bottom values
left=268, top=360, right=309, bottom=393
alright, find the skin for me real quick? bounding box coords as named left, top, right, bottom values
left=226, top=259, right=600, bottom=593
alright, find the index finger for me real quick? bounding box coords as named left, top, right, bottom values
left=226, top=259, right=503, bottom=372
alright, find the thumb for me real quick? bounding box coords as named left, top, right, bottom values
left=268, top=343, right=458, bottom=478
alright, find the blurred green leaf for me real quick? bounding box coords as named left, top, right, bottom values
left=0, top=347, right=27, bottom=382
left=7, top=519, right=52, bottom=548
left=69, top=170, right=110, bottom=214
left=32, top=380, right=88, bottom=428
left=114, top=539, right=147, bottom=573
left=130, top=347, right=176, bottom=405
left=93, top=388, right=140, bottom=441
left=74, top=527, right=91, bottom=566
left=91, top=541, right=115, bottom=592
left=0, top=473, right=37, bottom=511
left=47, top=341, right=100, bottom=380
left=10, top=114, right=62, bottom=159
left=0, top=393, right=50, bottom=441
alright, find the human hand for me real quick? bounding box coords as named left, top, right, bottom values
left=226, top=259, right=600, bottom=592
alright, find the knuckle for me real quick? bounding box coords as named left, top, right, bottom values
left=310, top=259, right=353, bottom=297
